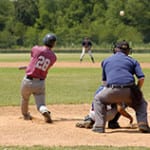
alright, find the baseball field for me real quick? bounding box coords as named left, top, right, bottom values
left=0, top=53, right=150, bottom=150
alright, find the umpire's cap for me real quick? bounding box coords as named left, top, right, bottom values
left=43, top=33, right=57, bottom=48
left=116, top=40, right=131, bottom=51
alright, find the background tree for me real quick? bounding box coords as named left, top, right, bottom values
left=0, top=0, right=15, bottom=48
left=14, top=0, right=39, bottom=26
left=0, top=0, right=149, bottom=49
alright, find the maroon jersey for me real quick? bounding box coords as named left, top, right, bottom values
left=26, top=46, right=57, bottom=79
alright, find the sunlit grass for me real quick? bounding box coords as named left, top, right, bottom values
left=0, top=67, right=149, bottom=106
left=0, top=53, right=150, bottom=63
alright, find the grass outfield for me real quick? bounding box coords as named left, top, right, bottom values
left=0, top=53, right=150, bottom=63
left=0, top=67, right=100, bottom=106
left=0, top=53, right=150, bottom=105
left=0, top=67, right=150, bottom=106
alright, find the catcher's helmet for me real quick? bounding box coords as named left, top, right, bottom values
left=43, top=33, right=57, bottom=47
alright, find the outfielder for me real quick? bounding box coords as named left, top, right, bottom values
left=80, top=37, right=95, bottom=63
left=92, top=40, right=150, bottom=133
left=19, top=33, right=57, bottom=123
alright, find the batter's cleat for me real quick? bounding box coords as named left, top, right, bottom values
left=76, top=115, right=94, bottom=129
left=23, top=113, right=32, bottom=120
left=139, top=124, right=150, bottom=133
left=43, top=111, right=52, bottom=123
left=108, top=121, right=120, bottom=129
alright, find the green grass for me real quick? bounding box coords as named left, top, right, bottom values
left=0, top=53, right=150, bottom=63
left=0, top=53, right=105, bottom=62
left=0, top=67, right=101, bottom=106
left=0, top=53, right=30, bottom=62
left=131, top=53, right=150, bottom=63
left=141, top=69, right=150, bottom=99
left=56, top=53, right=150, bottom=63
left=0, top=67, right=150, bottom=106
left=0, top=68, right=22, bottom=106
left=56, top=53, right=106, bottom=62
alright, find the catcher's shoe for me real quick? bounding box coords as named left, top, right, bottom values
left=108, top=121, right=120, bottom=129
left=23, top=112, right=32, bottom=120
left=76, top=115, right=94, bottom=129
left=139, top=124, right=150, bottom=133
left=43, top=111, right=52, bottom=123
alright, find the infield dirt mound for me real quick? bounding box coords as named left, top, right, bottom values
left=0, top=104, right=150, bottom=147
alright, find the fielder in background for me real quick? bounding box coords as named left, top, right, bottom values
left=19, top=33, right=57, bottom=123
left=80, top=37, right=95, bottom=63
left=92, top=40, right=150, bottom=133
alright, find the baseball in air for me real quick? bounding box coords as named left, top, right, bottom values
left=120, top=10, right=125, bottom=16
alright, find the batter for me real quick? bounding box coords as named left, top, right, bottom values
left=19, top=33, right=57, bottom=123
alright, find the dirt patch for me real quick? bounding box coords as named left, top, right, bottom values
left=0, top=104, right=150, bottom=147
left=0, top=62, right=150, bottom=68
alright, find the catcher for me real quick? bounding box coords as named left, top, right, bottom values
left=76, top=86, right=133, bottom=129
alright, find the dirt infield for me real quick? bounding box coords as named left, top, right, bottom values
left=0, top=62, right=150, bottom=147
left=0, top=104, right=150, bottom=147
left=0, top=61, right=150, bottom=68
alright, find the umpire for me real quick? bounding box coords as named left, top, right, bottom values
left=92, top=40, right=150, bottom=133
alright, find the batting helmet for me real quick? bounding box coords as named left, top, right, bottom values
left=43, top=33, right=57, bottom=48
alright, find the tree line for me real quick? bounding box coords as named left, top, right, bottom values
left=0, top=0, right=150, bottom=49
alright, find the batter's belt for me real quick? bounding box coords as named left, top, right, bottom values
left=26, top=76, right=44, bottom=81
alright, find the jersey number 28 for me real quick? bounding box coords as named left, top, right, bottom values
left=36, top=56, right=50, bottom=71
